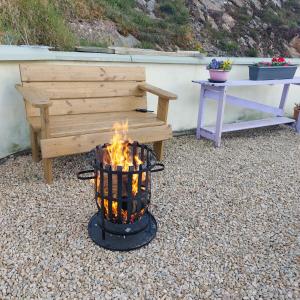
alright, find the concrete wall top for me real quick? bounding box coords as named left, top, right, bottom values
left=1, top=45, right=300, bottom=65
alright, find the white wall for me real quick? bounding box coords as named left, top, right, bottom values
left=0, top=62, right=30, bottom=157
left=0, top=46, right=299, bottom=158
left=144, top=64, right=300, bottom=130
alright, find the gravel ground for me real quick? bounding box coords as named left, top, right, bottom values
left=0, top=126, right=299, bottom=299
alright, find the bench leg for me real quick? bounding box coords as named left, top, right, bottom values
left=30, top=127, right=41, bottom=162
left=43, top=158, right=53, bottom=184
left=153, top=141, right=164, bottom=161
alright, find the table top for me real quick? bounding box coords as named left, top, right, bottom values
left=192, top=77, right=300, bottom=87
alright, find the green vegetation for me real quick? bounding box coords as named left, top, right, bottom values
left=0, top=0, right=298, bottom=55
left=219, top=40, right=238, bottom=53
left=261, top=8, right=283, bottom=27
left=245, top=48, right=258, bottom=57
left=97, top=0, right=193, bottom=49
left=0, top=0, right=76, bottom=49
left=0, top=0, right=194, bottom=51
left=260, top=3, right=300, bottom=29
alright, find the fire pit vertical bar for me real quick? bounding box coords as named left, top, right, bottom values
left=145, top=166, right=149, bottom=201
left=146, top=149, right=151, bottom=203
left=137, top=164, right=143, bottom=213
left=133, top=142, right=138, bottom=169
left=95, top=170, right=99, bottom=209
left=107, top=165, right=113, bottom=221
left=117, top=166, right=123, bottom=223
left=100, top=164, right=105, bottom=240
left=141, top=145, right=145, bottom=162
left=127, top=166, right=133, bottom=224
left=146, top=148, right=150, bottom=168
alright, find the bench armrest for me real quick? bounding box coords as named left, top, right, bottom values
left=16, top=84, right=52, bottom=108
left=138, top=83, right=177, bottom=100
left=16, top=84, right=51, bottom=139
left=138, top=83, right=177, bottom=123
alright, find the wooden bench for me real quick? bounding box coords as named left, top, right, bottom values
left=16, top=64, right=177, bottom=184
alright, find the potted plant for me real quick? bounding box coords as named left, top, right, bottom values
left=207, top=58, right=232, bottom=82
left=294, top=103, right=300, bottom=120
left=249, top=57, right=297, bottom=80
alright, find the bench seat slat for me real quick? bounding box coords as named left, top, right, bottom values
left=28, top=111, right=163, bottom=138
left=28, top=111, right=157, bottom=129
left=41, top=125, right=172, bottom=158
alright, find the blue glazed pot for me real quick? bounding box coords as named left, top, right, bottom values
left=249, top=65, right=297, bottom=80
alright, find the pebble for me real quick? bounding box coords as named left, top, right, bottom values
left=0, top=127, right=299, bottom=299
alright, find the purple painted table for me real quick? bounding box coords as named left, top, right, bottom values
left=192, top=78, right=300, bottom=147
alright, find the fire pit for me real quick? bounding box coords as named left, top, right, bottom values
left=77, top=122, right=164, bottom=251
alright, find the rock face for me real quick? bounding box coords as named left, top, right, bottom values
left=69, top=20, right=140, bottom=48
left=185, top=0, right=300, bottom=57
left=136, top=0, right=157, bottom=17
left=72, top=0, right=300, bottom=57
left=288, top=35, right=300, bottom=58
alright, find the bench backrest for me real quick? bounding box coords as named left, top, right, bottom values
left=19, top=64, right=147, bottom=117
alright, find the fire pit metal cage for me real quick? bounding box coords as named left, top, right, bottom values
left=78, top=142, right=164, bottom=251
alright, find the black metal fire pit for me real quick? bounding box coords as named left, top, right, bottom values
left=78, top=142, right=164, bottom=251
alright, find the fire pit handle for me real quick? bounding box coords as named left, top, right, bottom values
left=77, top=170, right=96, bottom=180
left=150, top=163, right=164, bottom=173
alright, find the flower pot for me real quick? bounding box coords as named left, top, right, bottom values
left=209, top=70, right=230, bottom=82
left=249, top=65, right=297, bottom=81
left=294, top=108, right=300, bottom=120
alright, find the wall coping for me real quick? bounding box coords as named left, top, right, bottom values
left=1, top=45, right=300, bottom=65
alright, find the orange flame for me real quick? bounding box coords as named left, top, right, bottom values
left=94, top=121, right=146, bottom=223
left=105, top=121, right=132, bottom=170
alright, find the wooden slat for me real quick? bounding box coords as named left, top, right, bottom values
left=157, top=97, right=169, bottom=122
left=20, top=64, right=145, bottom=82
left=28, top=111, right=157, bottom=131
left=23, top=81, right=144, bottom=99
left=50, top=118, right=164, bottom=138
left=26, top=96, right=147, bottom=117
left=41, top=125, right=172, bottom=158
left=44, top=111, right=158, bottom=127
left=16, top=85, right=51, bottom=108
left=138, top=83, right=177, bottom=99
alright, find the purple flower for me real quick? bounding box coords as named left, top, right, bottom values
left=210, top=59, right=220, bottom=69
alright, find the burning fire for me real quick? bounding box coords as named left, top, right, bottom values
left=105, top=121, right=132, bottom=170
left=93, top=121, right=146, bottom=222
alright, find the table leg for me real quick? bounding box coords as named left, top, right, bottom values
left=196, top=85, right=206, bottom=139
left=296, top=113, right=300, bottom=133
left=214, top=87, right=227, bottom=147
left=278, top=84, right=290, bottom=116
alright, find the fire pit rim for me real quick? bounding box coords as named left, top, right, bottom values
left=77, top=142, right=164, bottom=180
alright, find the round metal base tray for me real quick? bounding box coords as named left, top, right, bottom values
left=88, top=212, right=157, bottom=251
